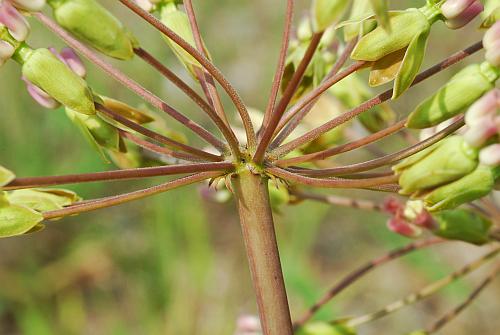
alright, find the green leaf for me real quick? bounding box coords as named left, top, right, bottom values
left=312, top=0, right=350, bottom=32
left=432, top=209, right=492, bottom=245
left=393, top=28, right=430, bottom=99
left=0, top=165, right=15, bottom=187
left=0, top=203, right=44, bottom=238
left=7, top=188, right=81, bottom=212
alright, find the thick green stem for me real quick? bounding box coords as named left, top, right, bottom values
left=233, top=170, right=293, bottom=335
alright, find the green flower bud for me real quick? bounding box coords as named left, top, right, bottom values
left=0, top=165, right=15, bottom=187
left=312, top=0, right=350, bottom=32
left=296, top=321, right=356, bottom=335
left=394, top=136, right=479, bottom=195
left=407, top=62, right=499, bottom=129
left=7, top=188, right=81, bottom=212
left=424, top=165, right=496, bottom=211
left=48, top=0, right=137, bottom=60
left=22, top=48, right=95, bottom=115
left=432, top=209, right=492, bottom=245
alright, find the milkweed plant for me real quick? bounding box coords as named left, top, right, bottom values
left=0, top=0, right=499, bottom=334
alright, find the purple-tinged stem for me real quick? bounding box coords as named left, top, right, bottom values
left=97, top=103, right=222, bottom=162
left=254, top=32, right=324, bottom=163
left=260, top=0, right=295, bottom=135
left=4, top=162, right=234, bottom=190
left=291, top=189, right=384, bottom=212
left=43, top=171, right=222, bottom=220
left=118, top=0, right=257, bottom=149
left=273, top=41, right=483, bottom=156
left=293, top=238, right=444, bottom=328
left=133, top=47, right=241, bottom=157
left=34, top=12, right=226, bottom=153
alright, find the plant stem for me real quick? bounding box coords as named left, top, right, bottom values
left=426, top=264, right=500, bottom=334
left=273, top=41, right=483, bottom=156
left=4, top=162, right=234, bottom=190
left=260, top=0, right=295, bottom=133
left=184, top=0, right=231, bottom=127
left=293, top=238, right=444, bottom=328
left=43, top=171, right=222, bottom=220
left=118, top=0, right=257, bottom=149
left=291, top=189, right=385, bottom=212
left=254, top=32, right=324, bottom=163
left=34, top=12, right=226, bottom=153
left=133, top=47, right=241, bottom=157
left=232, top=169, right=293, bottom=335
left=345, top=247, right=500, bottom=328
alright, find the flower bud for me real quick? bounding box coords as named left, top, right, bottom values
left=431, top=209, right=492, bottom=245
left=0, top=200, right=43, bottom=238
left=395, top=136, right=479, bottom=195
left=312, top=0, right=350, bottom=32
left=407, top=62, right=499, bottom=129
left=343, top=0, right=377, bottom=41
left=59, top=47, right=86, bottom=77
left=0, top=39, right=15, bottom=67
left=444, top=1, right=484, bottom=29
left=23, top=76, right=61, bottom=109
left=0, top=0, right=30, bottom=41
left=387, top=216, right=422, bottom=237
left=465, top=88, right=500, bottom=126
left=49, top=0, right=137, bottom=60
left=11, top=0, right=46, bottom=12
left=424, top=165, right=496, bottom=211
left=479, top=143, right=500, bottom=166
left=441, top=0, right=476, bottom=19
left=481, top=1, right=500, bottom=28
left=22, top=48, right=95, bottom=114
left=7, top=188, right=81, bottom=212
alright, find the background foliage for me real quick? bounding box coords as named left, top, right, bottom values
left=0, top=1, right=498, bottom=334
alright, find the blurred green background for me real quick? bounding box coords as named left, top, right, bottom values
left=0, top=1, right=498, bottom=334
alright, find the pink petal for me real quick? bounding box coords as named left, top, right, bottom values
left=479, top=144, right=500, bottom=167
left=11, top=0, right=45, bottom=12
left=445, top=1, right=484, bottom=29
left=22, top=77, right=60, bottom=109
left=134, top=0, right=153, bottom=12
left=413, top=211, right=436, bottom=230
left=0, top=1, right=30, bottom=41
left=463, top=116, right=498, bottom=147
left=0, top=40, right=15, bottom=66
left=387, top=217, right=421, bottom=238
left=483, top=21, right=500, bottom=50
left=465, top=89, right=500, bottom=126
left=485, top=40, right=500, bottom=67
left=383, top=197, right=403, bottom=215
left=441, top=0, right=476, bottom=19
left=59, top=48, right=86, bottom=77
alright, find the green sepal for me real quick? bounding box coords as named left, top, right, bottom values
left=407, top=63, right=497, bottom=129
left=393, top=28, right=430, bottom=99
left=7, top=188, right=81, bottom=212
left=396, top=136, right=479, bottom=195
left=99, top=96, right=155, bottom=124
left=50, top=0, right=136, bottom=60
left=432, top=209, right=492, bottom=245
left=312, top=0, right=350, bottom=32
left=296, top=321, right=356, bottom=335
left=22, top=48, right=95, bottom=115
left=351, top=9, right=429, bottom=62
left=424, top=165, right=495, bottom=211
left=481, top=0, right=500, bottom=28
left=0, top=202, right=44, bottom=238
left=370, top=0, right=390, bottom=31
left=0, top=165, right=15, bottom=187
left=343, top=0, right=378, bottom=41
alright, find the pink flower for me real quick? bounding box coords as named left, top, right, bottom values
left=0, top=0, right=30, bottom=41
left=10, top=0, right=45, bottom=12
left=442, top=0, right=484, bottom=29
left=479, top=144, right=500, bottom=167
left=484, top=21, right=500, bottom=66
left=22, top=76, right=61, bottom=109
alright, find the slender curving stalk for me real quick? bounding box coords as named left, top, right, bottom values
left=4, top=162, right=234, bottom=190
left=118, top=0, right=257, bottom=149
left=293, top=238, right=444, bottom=328
left=34, top=12, right=227, bottom=153
left=232, top=169, right=293, bottom=335
left=273, top=41, right=483, bottom=155
left=291, top=189, right=385, bottom=212
left=43, top=171, right=223, bottom=220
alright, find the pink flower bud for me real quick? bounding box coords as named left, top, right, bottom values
left=463, top=117, right=498, bottom=147
left=479, top=144, right=500, bottom=166
left=0, top=0, right=30, bottom=41
left=413, top=211, right=436, bottom=230
left=0, top=40, right=15, bottom=66
left=483, top=21, right=500, bottom=50
left=383, top=197, right=403, bottom=215
left=235, top=315, right=261, bottom=335
left=445, top=1, right=484, bottom=29
left=387, top=217, right=421, bottom=238
left=134, top=0, right=153, bottom=12
left=22, top=76, right=61, bottom=109
left=59, top=48, right=86, bottom=78
left=441, top=0, right=476, bottom=19
left=11, top=0, right=45, bottom=12
left=465, top=89, right=500, bottom=126
left=485, top=41, right=500, bottom=66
